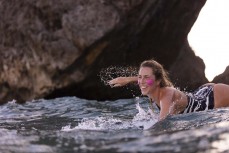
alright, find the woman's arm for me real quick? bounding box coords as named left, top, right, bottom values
left=159, top=100, right=171, bottom=120
left=108, top=76, right=138, bottom=87
left=158, top=88, right=175, bottom=120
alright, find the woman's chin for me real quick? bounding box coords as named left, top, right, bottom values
left=141, top=91, right=148, bottom=96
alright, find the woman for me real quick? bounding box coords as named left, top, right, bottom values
left=108, top=59, right=229, bottom=120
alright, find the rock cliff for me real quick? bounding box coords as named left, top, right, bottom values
left=0, top=0, right=210, bottom=103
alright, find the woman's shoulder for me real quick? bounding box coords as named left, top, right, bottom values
left=163, top=86, right=185, bottom=97
left=163, top=86, right=180, bottom=92
left=161, top=87, right=177, bottom=97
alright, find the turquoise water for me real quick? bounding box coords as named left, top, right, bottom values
left=0, top=97, right=229, bottom=153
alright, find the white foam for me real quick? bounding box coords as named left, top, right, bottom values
left=61, top=100, right=159, bottom=131
left=132, top=102, right=159, bottom=130
left=61, top=117, right=132, bottom=131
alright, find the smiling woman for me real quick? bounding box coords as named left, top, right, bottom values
left=108, top=59, right=229, bottom=120
left=188, top=0, right=229, bottom=81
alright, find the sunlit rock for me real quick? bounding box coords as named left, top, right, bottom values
left=0, top=0, right=209, bottom=103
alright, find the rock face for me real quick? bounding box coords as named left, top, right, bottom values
left=0, top=0, right=209, bottom=103
left=212, top=66, right=229, bottom=84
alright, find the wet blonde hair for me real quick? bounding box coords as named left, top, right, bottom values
left=140, top=60, right=173, bottom=87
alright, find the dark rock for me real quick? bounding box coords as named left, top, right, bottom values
left=0, top=0, right=210, bottom=103
left=212, top=66, right=229, bottom=84
left=170, top=40, right=208, bottom=92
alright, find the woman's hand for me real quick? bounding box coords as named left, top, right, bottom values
left=108, top=77, right=138, bottom=87
left=108, top=77, right=129, bottom=87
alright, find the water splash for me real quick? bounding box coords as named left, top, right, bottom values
left=61, top=97, right=159, bottom=131
left=132, top=97, right=159, bottom=130
left=99, top=66, right=138, bottom=86
left=61, top=116, right=133, bottom=131
left=99, top=66, right=140, bottom=97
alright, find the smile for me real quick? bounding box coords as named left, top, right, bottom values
left=140, top=86, right=147, bottom=89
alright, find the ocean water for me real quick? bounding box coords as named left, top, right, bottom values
left=0, top=97, right=229, bottom=153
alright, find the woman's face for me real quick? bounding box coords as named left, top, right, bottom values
left=138, top=67, right=158, bottom=96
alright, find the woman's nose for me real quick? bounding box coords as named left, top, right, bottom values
left=138, top=79, right=141, bottom=84
left=138, top=78, right=144, bottom=84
